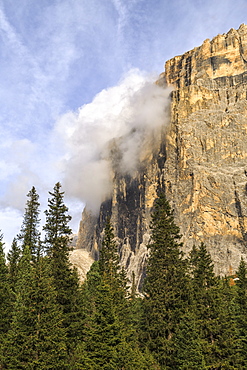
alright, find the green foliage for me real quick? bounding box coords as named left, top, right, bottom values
left=43, top=182, right=72, bottom=255
left=7, top=237, right=21, bottom=291
left=190, top=244, right=239, bottom=369
left=17, top=186, right=41, bottom=261
left=0, top=234, right=13, bottom=367
left=1, top=185, right=246, bottom=369
left=4, top=246, right=68, bottom=369
left=76, top=219, right=157, bottom=369
left=190, top=243, right=216, bottom=288
left=78, top=221, right=127, bottom=368
left=175, top=308, right=206, bottom=370
left=99, top=219, right=128, bottom=305
left=236, top=257, right=247, bottom=309
left=142, top=192, right=189, bottom=368
left=235, top=257, right=247, bottom=367
left=0, top=234, right=12, bottom=330
left=99, top=219, right=120, bottom=274
left=43, top=182, right=82, bottom=353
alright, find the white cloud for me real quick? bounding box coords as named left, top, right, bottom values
left=0, top=207, right=22, bottom=251
left=54, top=70, right=171, bottom=213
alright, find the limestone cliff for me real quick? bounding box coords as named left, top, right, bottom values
left=75, top=24, right=247, bottom=286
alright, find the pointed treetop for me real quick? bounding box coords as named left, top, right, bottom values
left=17, top=186, right=41, bottom=260
left=43, top=182, right=72, bottom=254
left=99, top=218, right=120, bottom=277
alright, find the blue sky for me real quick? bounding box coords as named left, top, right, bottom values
left=0, top=0, right=246, bottom=249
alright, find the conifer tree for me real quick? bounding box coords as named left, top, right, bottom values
left=0, top=235, right=12, bottom=331
left=99, top=219, right=127, bottom=304
left=190, top=243, right=216, bottom=289
left=18, top=186, right=41, bottom=261
left=43, top=182, right=82, bottom=353
left=77, top=219, right=156, bottom=369
left=7, top=237, right=21, bottom=290
left=43, top=182, right=72, bottom=254
left=235, top=257, right=247, bottom=367
left=0, top=234, right=13, bottom=367
left=141, top=191, right=189, bottom=369
left=72, top=261, right=101, bottom=369
left=79, top=220, right=128, bottom=368
left=31, top=255, right=69, bottom=369
left=174, top=308, right=206, bottom=370
left=4, top=246, right=68, bottom=369
left=190, top=244, right=239, bottom=369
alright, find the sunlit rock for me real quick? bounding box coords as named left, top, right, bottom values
left=75, top=24, right=247, bottom=286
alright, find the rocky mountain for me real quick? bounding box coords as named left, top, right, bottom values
left=73, top=24, right=247, bottom=289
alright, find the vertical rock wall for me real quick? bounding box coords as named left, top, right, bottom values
left=163, top=24, right=247, bottom=275
left=76, top=24, right=247, bottom=284
left=76, top=137, right=166, bottom=289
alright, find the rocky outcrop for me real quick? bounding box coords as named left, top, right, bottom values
left=69, top=249, right=94, bottom=283
left=164, top=24, right=247, bottom=89
left=76, top=24, right=247, bottom=285
left=163, top=24, right=247, bottom=275
left=76, top=140, right=166, bottom=289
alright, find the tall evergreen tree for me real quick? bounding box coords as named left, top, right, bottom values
left=190, top=243, right=216, bottom=289
left=99, top=219, right=127, bottom=302
left=77, top=220, right=127, bottom=368
left=141, top=192, right=189, bottom=369
left=0, top=234, right=13, bottom=367
left=174, top=308, right=206, bottom=370
left=7, top=237, right=21, bottom=290
left=43, top=182, right=72, bottom=255
left=76, top=220, right=157, bottom=369
left=4, top=246, right=68, bottom=369
left=235, top=257, right=247, bottom=367
left=43, top=182, right=82, bottom=353
left=190, top=244, right=239, bottom=369
left=17, top=186, right=41, bottom=261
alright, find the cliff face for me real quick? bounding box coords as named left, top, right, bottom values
left=76, top=141, right=166, bottom=289
left=163, top=24, right=247, bottom=275
left=76, top=24, right=247, bottom=285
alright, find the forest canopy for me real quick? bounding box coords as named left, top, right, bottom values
left=0, top=187, right=246, bottom=369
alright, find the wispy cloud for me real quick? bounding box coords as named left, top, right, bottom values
left=0, top=5, right=60, bottom=139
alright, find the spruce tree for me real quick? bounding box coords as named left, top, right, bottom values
left=31, top=255, right=68, bottom=369
left=77, top=220, right=155, bottom=369
left=79, top=220, right=127, bottom=368
left=141, top=191, right=189, bottom=369
left=72, top=261, right=101, bottom=369
left=190, top=244, right=238, bottom=369
left=235, top=257, right=247, bottom=367
left=17, top=186, right=41, bottom=261
left=4, top=246, right=68, bottom=369
left=43, top=182, right=82, bottom=353
left=174, top=308, right=206, bottom=370
left=0, top=234, right=13, bottom=367
left=7, top=237, right=21, bottom=290
left=99, top=219, right=127, bottom=304
left=43, top=182, right=72, bottom=254
left=190, top=243, right=216, bottom=289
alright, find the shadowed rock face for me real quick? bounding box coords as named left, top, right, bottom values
left=76, top=24, right=247, bottom=286
left=76, top=142, right=166, bottom=290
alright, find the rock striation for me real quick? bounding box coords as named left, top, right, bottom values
left=163, top=24, right=247, bottom=275
left=75, top=24, right=247, bottom=286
